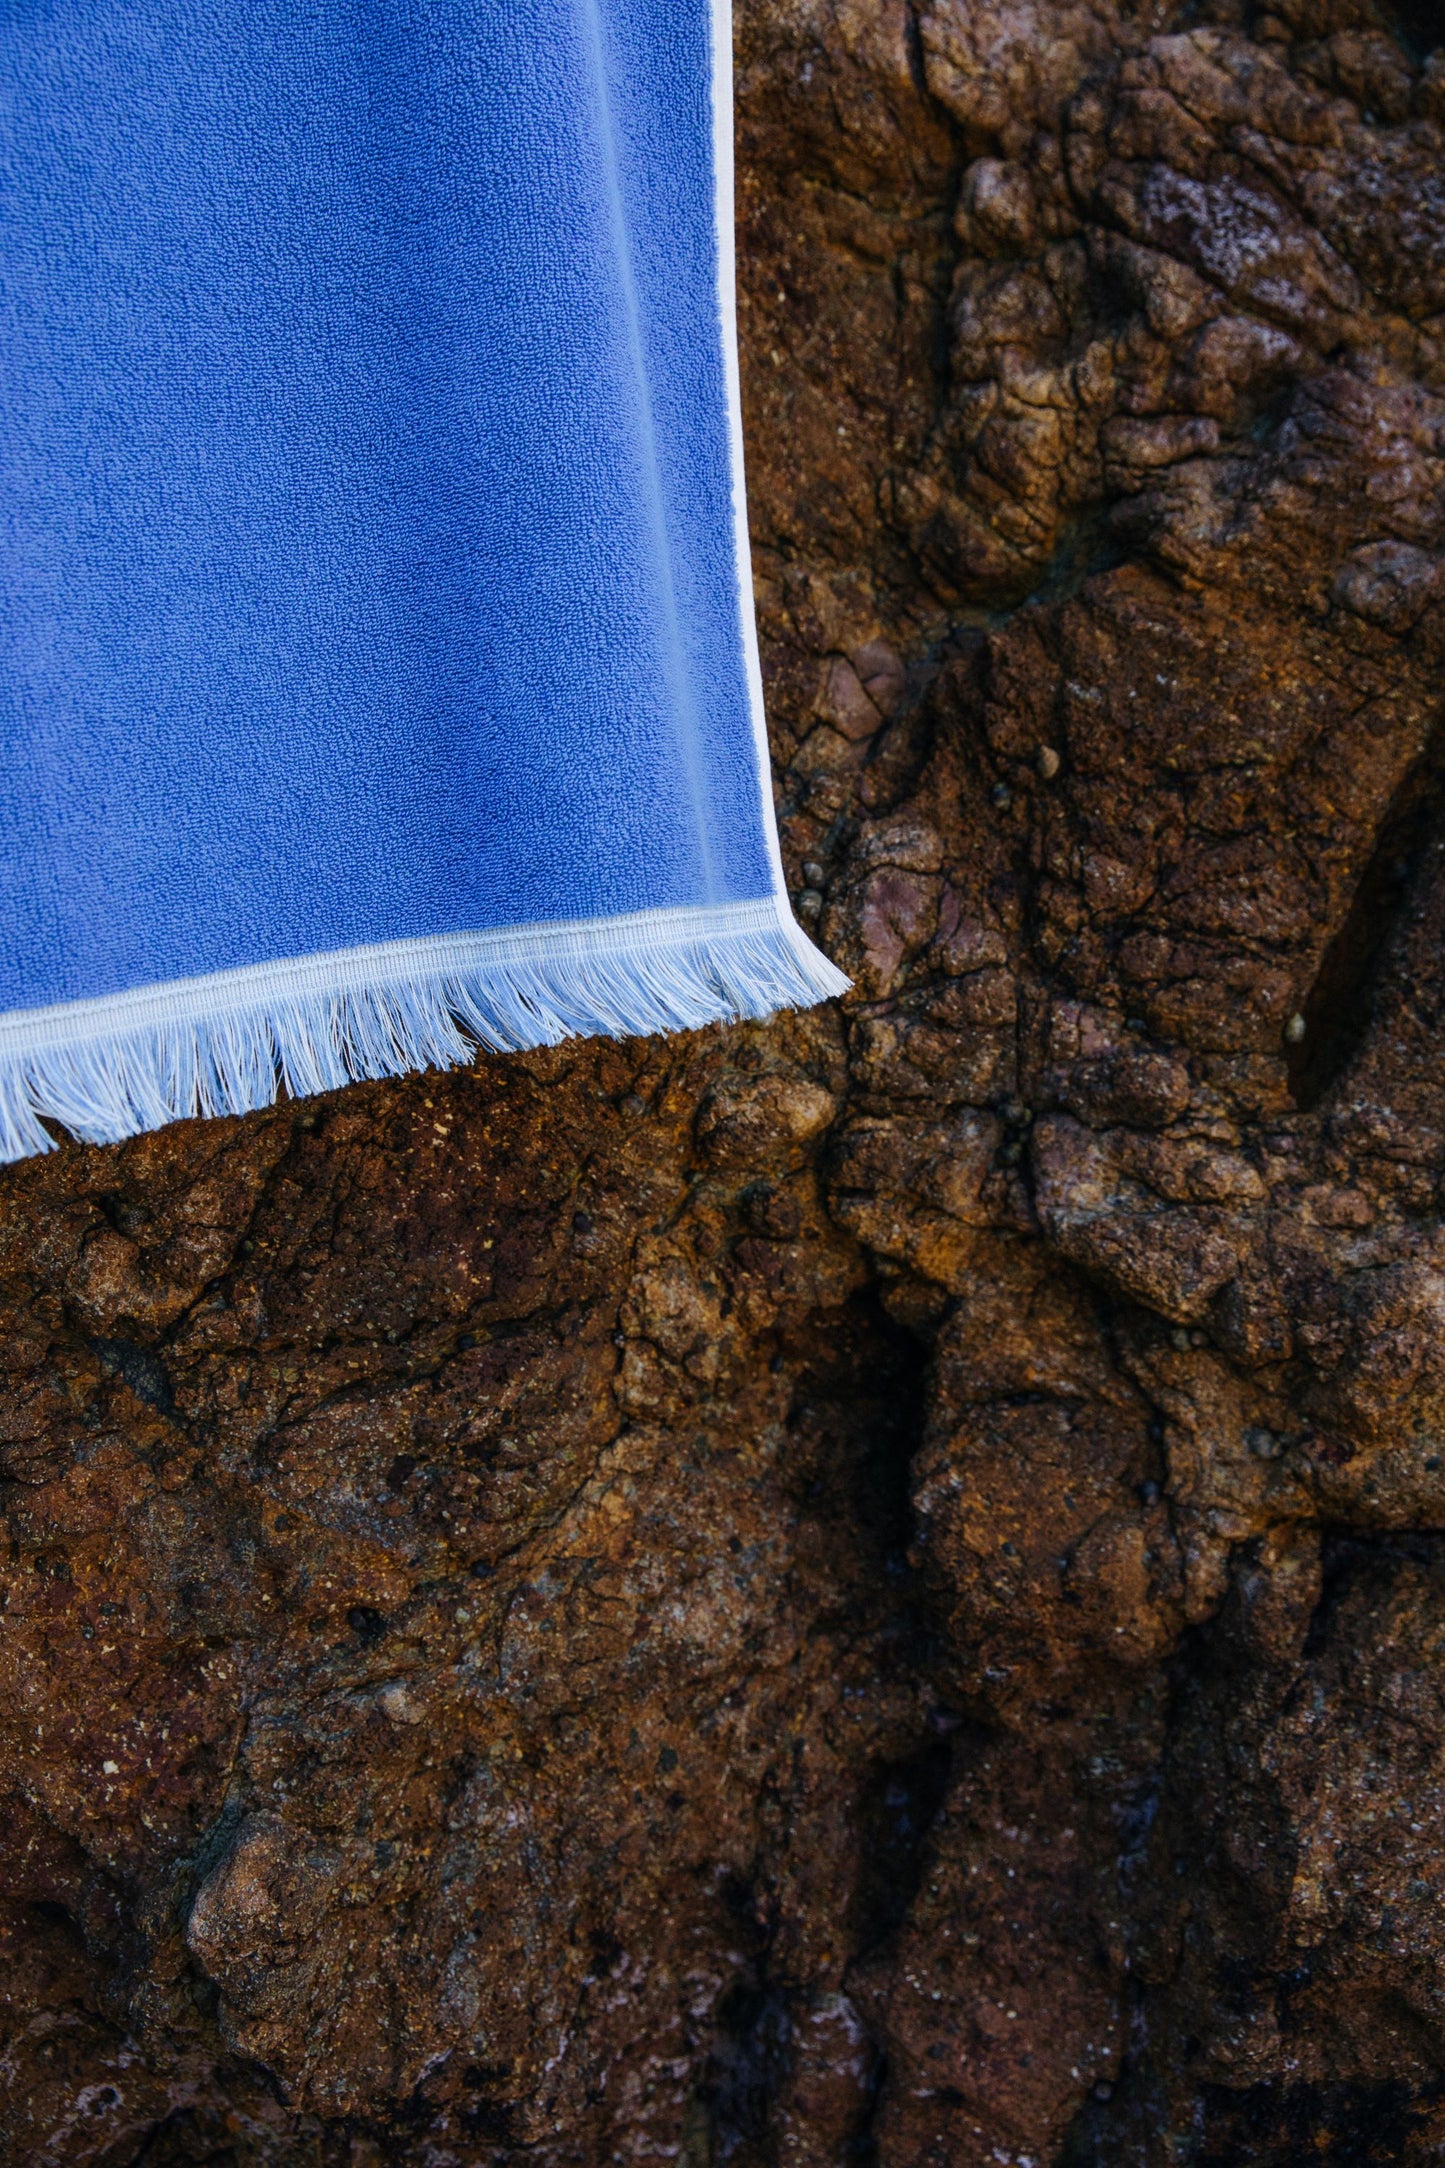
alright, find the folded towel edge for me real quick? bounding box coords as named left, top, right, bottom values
left=0, top=898, right=849, bottom=1161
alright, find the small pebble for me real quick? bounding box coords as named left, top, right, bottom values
left=1284, top=1012, right=1306, bottom=1044
left=991, top=781, right=1012, bottom=808
left=1036, top=745, right=1061, bottom=780
left=802, top=859, right=826, bottom=887
left=378, top=1682, right=424, bottom=1726
left=1171, top=1327, right=1191, bottom=1353
left=798, top=888, right=823, bottom=921
left=1246, top=1426, right=1283, bottom=1461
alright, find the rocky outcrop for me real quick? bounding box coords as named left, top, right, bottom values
left=5, top=1, right=1445, bottom=2160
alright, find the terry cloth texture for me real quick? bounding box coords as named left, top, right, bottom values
left=0, top=1, right=845, bottom=1162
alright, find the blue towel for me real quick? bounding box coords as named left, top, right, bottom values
left=0, top=1, right=843, bottom=1161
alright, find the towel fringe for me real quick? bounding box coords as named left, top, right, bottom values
left=0, top=906, right=848, bottom=1162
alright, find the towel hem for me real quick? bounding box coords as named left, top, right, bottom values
left=0, top=898, right=849, bottom=1161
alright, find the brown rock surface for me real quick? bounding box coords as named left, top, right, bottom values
left=5, top=2, right=1445, bottom=2159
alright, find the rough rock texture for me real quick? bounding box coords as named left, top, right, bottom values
left=5, top=2, right=1445, bottom=2160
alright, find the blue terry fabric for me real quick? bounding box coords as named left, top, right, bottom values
left=0, top=0, right=777, bottom=1014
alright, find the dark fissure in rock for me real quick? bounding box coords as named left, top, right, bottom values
left=1289, top=719, right=1445, bottom=1110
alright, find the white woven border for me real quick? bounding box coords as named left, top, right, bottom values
left=0, top=896, right=812, bottom=1061
left=709, top=0, right=791, bottom=905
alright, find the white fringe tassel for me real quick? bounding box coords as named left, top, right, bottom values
left=0, top=898, right=848, bottom=1163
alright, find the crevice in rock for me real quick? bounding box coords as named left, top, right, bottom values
left=849, top=1295, right=933, bottom=1579
left=1386, top=0, right=1445, bottom=65
left=1301, top=1527, right=1445, bottom=1660
left=1021, top=505, right=1127, bottom=618
left=901, top=0, right=932, bottom=106
left=847, top=1736, right=954, bottom=1958
left=124, top=2105, right=259, bottom=2165
left=809, top=1296, right=955, bottom=1956
left=1190, top=2076, right=1444, bottom=2166
left=1288, top=716, right=1445, bottom=1110
left=88, top=1335, right=177, bottom=1418
left=784, top=1286, right=932, bottom=1585
left=703, top=1982, right=794, bottom=2166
